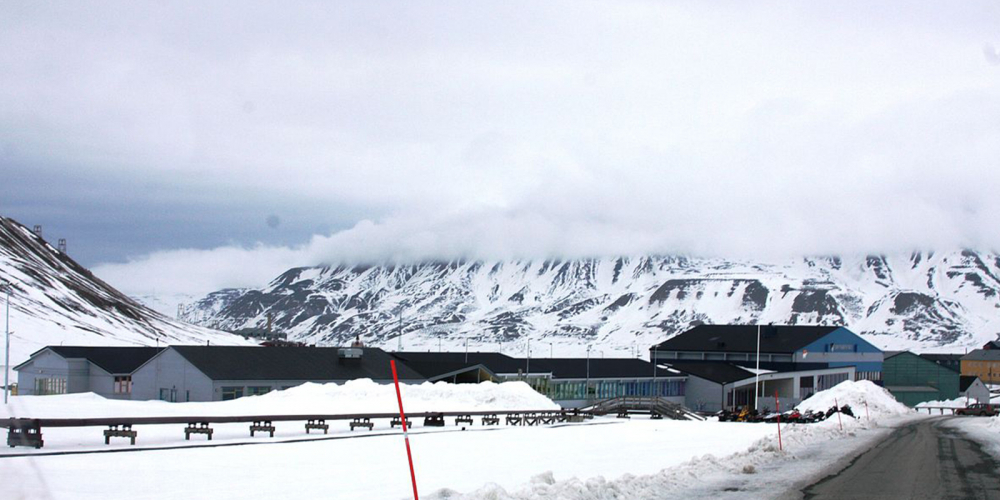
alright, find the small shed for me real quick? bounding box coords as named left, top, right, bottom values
left=960, top=375, right=990, bottom=404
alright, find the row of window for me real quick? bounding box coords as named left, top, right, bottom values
left=221, top=386, right=274, bottom=400
left=34, top=377, right=66, bottom=395
left=538, top=379, right=686, bottom=400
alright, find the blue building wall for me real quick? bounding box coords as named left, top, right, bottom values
left=796, top=327, right=883, bottom=379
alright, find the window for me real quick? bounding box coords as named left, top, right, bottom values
left=34, top=378, right=66, bottom=395
left=114, top=376, right=132, bottom=394
left=221, top=386, right=244, bottom=400
left=247, top=386, right=271, bottom=397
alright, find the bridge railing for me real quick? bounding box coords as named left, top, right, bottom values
left=3, top=408, right=592, bottom=449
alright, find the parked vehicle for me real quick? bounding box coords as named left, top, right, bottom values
left=956, top=403, right=999, bottom=416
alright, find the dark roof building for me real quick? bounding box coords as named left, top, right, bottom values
left=132, top=346, right=424, bottom=402
left=653, top=325, right=838, bottom=354
left=167, top=346, right=423, bottom=381
left=651, top=324, right=883, bottom=381
left=961, top=349, right=1000, bottom=384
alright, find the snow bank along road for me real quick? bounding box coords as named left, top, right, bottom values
left=799, top=417, right=1000, bottom=500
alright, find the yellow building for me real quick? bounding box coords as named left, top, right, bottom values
left=961, top=349, right=1000, bottom=384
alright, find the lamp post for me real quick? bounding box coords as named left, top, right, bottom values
left=586, top=345, right=591, bottom=399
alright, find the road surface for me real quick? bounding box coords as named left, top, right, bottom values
left=801, top=417, right=1000, bottom=499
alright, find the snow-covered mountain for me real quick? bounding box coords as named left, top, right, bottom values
left=0, top=216, right=250, bottom=368
left=180, top=253, right=1000, bottom=356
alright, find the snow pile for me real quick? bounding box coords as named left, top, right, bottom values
left=1, top=380, right=557, bottom=419
left=796, top=380, right=912, bottom=419
left=426, top=380, right=918, bottom=500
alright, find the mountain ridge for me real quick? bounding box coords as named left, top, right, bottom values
left=179, top=252, right=1000, bottom=357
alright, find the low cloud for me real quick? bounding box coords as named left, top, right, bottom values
left=985, top=43, right=1000, bottom=66
left=9, top=2, right=1000, bottom=298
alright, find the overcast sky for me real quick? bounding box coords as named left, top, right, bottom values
left=2, top=1, right=999, bottom=298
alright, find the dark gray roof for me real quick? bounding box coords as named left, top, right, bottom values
left=529, top=358, right=679, bottom=379
left=172, top=346, right=424, bottom=381
left=960, top=375, right=981, bottom=393
left=962, top=349, right=1000, bottom=361
left=393, top=352, right=527, bottom=375
left=392, top=352, right=680, bottom=380
left=20, top=346, right=165, bottom=374
left=984, top=340, right=1000, bottom=350
left=653, top=325, right=840, bottom=354
left=663, top=361, right=756, bottom=384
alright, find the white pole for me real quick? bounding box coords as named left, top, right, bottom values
left=4, top=283, right=10, bottom=404
left=653, top=345, right=658, bottom=397
left=526, top=338, right=530, bottom=376
left=754, top=325, right=761, bottom=411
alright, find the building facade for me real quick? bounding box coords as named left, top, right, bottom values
left=651, top=325, right=883, bottom=382
left=883, top=351, right=960, bottom=406
left=14, top=346, right=163, bottom=399
left=961, top=350, right=1000, bottom=385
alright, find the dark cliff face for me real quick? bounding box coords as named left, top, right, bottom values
left=180, top=252, right=1000, bottom=351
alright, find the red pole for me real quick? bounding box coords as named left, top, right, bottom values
left=835, top=397, right=843, bottom=431
left=774, top=390, right=782, bottom=451
left=391, top=360, right=419, bottom=500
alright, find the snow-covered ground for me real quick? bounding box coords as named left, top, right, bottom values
left=1, top=380, right=925, bottom=500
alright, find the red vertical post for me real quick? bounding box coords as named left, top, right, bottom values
left=774, top=390, right=782, bottom=451
left=391, top=360, right=419, bottom=500
left=835, top=397, right=843, bottom=431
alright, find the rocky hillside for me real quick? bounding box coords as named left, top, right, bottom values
left=0, top=216, right=249, bottom=367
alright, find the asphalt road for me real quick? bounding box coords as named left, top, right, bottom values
left=801, top=417, right=1000, bottom=500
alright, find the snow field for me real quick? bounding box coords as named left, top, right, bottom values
left=1, top=379, right=924, bottom=500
